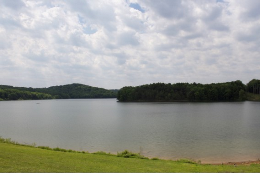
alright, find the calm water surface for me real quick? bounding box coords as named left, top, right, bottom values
left=0, top=99, right=260, bottom=163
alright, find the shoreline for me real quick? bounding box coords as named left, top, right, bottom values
left=209, top=159, right=260, bottom=165
left=1, top=137, right=259, bottom=166
left=1, top=143, right=260, bottom=172
left=158, top=157, right=260, bottom=165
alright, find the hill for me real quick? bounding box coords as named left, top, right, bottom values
left=117, top=79, right=260, bottom=102
left=0, top=83, right=117, bottom=101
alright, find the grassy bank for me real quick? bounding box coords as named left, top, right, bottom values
left=0, top=138, right=260, bottom=172
left=246, top=92, right=260, bottom=101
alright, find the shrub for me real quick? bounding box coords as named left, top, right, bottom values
left=53, top=147, right=67, bottom=152
left=93, top=151, right=110, bottom=155
left=176, top=159, right=198, bottom=164
left=38, top=146, right=52, bottom=150
left=151, top=157, right=159, bottom=160
left=117, top=150, right=148, bottom=159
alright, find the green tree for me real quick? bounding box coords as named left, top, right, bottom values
left=239, top=89, right=246, bottom=101
left=247, top=79, right=260, bottom=94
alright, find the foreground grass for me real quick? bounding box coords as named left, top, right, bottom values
left=0, top=141, right=260, bottom=172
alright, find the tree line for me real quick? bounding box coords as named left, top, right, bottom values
left=0, top=83, right=117, bottom=101
left=1, top=80, right=259, bottom=101
left=117, top=79, right=260, bottom=102
left=0, top=88, right=53, bottom=101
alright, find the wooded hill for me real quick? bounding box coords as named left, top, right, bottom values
left=0, top=83, right=117, bottom=101
left=1, top=79, right=259, bottom=102
left=117, top=79, right=260, bottom=102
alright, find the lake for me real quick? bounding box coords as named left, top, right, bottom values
left=0, top=99, right=260, bottom=163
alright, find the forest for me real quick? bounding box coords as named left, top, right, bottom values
left=117, top=79, right=260, bottom=102
left=0, top=83, right=117, bottom=101
left=1, top=80, right=259, bottom=101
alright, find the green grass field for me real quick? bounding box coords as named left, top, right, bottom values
left=0, top=139, right=260, bottom=172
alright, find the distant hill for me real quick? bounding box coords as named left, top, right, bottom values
left=0, top=83, right=117, bottom=101
left=117, top=79, right=260, bottom=102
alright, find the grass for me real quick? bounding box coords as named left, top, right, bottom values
left=0, top=138, right=260, bottom=172
left=246, top=92, right=260, bottom=101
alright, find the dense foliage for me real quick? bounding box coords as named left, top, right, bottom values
left=0, top=83, right=117, bottom=100
left=34, top=83, right=117, bottom=99
left=1, top=79, right=258, bottom=101
left=117, top=80, right=249, bottom=102
left=0, top=88, right=53, bottom=101
left=246, top=79, right=260, bottom=94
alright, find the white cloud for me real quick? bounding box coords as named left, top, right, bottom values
left=0, top=0, right=259, bottom=89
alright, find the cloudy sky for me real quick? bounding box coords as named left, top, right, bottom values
left=0, top=0, right=259, bottom=89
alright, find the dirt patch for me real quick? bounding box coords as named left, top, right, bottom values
left=210, top=159, right=260, bottom=166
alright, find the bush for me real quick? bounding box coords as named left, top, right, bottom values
left=151, top=157, right=159, bottom=160
left=176, top=159, right=198, bottom=164
left=38, top=146, right=52, bottom=150
left=53, top=147, right=67, bottom=152
left=117, top=150, right=148, bottom=159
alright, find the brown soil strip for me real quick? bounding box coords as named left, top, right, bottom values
left=209, top=159, right=260, bottom=166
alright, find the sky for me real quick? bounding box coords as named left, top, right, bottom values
left=0, top=0, right=259, bottom=89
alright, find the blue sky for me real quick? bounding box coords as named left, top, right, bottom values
left=129, top=3, right=145, bottom=13
left=0, top=0, right=259, bottom=89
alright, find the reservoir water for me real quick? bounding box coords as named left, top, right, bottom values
left=0, top=99, right=260, bottom=163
